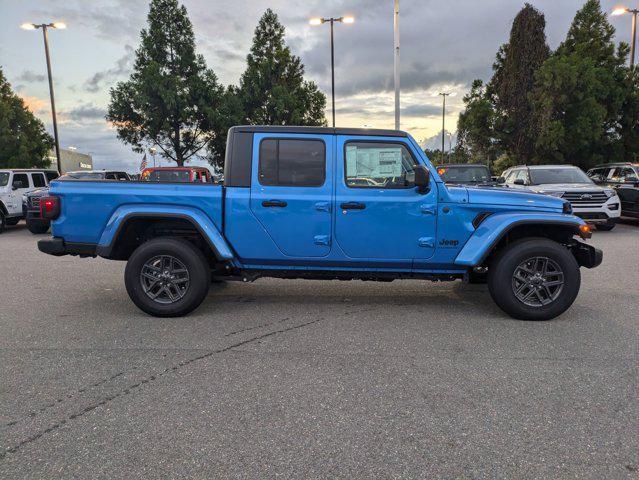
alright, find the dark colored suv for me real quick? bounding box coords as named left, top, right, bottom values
left=587, top=163, right=639, bottom=219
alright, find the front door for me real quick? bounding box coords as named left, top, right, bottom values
left=334, top=137, right=437, bottom=265
left=250, top=134, right=333, bottom=258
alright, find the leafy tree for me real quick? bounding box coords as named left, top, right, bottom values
left=107, top=0, right=226, bottom=166
left=489, top=3, right=549, bottom=163
left=532, top=0, right=630, bottom=169
left=0, top=67, right=53, bottom=168
left=238, top=9, right=326, bottom=126
left=457, top=79, right=498, bottom=165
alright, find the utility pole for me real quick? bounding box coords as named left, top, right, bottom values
left=394, top=0, right=400, bottom=130
left=439, top=92, right=450, bottom=160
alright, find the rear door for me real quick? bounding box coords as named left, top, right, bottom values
left=250, top=133, right=333, bottom=258
left=334, top=137, right=437, bottom=263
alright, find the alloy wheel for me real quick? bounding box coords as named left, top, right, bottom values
left=140, top=255, right=190, bottom=304
left=511, top=256, right=564, bottom=307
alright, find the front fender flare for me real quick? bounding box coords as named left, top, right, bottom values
left=96, top=204, right=234, bottom=260
left=454, top=212, right=586, bottom=267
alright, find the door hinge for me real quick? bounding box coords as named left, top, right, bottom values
left=314, top=235, right=330, bottom=246
left=418, top=237, right=435, bottom=248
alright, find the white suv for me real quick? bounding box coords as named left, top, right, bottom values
left=0, top=169, right=59, bottom=233
left=501, top=165, right=621, bottom=231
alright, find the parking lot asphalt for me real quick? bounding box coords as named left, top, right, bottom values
left=1, top=221, right=638, bottom=479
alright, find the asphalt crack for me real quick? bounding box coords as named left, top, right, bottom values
left=0, top=317, right=321, bottom=459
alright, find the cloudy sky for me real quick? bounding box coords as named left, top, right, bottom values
left=0, top=0, right=633, bottom=171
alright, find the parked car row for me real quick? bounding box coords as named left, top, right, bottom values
left=436, top=162, right=639, bottom=231
left=0, top=169, right=58, bottom=233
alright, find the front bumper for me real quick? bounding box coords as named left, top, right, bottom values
left=571, top=242, right=603, bottom=269
left=572, top=197, right=621, bottom=224
left=38, top=237, right=97, bottom=257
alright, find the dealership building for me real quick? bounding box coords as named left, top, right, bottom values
left=47, top=148, right=93, bottom=173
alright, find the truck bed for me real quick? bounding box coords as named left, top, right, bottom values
left=49, top=181, right=223, bottom=245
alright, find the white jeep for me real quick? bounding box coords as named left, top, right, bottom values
left=0, top=169, right=58, bottom=233
left=501, top=165, right=621, bottom=231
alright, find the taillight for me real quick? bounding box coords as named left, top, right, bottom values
left=40, top=196, right=61, bottom=220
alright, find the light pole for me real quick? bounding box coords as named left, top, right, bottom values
left=310, top=16, right=354, bottom=128
left=21, top=21, right=66, bottom=174
left=394, top=0, right=400, bottom=130
left=439, top=92, right=450, bottom=159
left=612, top=6, right=638, bottom=69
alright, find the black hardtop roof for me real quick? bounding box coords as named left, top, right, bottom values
left=230, top=125, right=409, bottom=138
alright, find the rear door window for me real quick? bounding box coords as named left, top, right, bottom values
left=32, top=173, right=46, bottom=187
left=13, top=173, right=29, bottom=188
left=259, top=139, right=326, bottom=187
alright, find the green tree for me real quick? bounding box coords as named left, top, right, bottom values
left=532, top=0, right=629, bottom=169
left=107, top=0, right=226, bottom=166
left=489, top=3, right=549, bottom=163
left=0, top=67, right=53, bottom=168
left=457, top=79, right=498, bottom=165
left=238, top=9, right=326, bottom=126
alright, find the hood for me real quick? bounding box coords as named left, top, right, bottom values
left=466, top=186, right=566, bottom=211
left=527, top=183, right=603, bottom=192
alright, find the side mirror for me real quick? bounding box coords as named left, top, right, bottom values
left=12, top=180, right=24, bottom=190
left=513, top=179, right=526, bottom=185
left=414, top=165, right=430, bottom=193
left=496, top=177, right=506, bottom=184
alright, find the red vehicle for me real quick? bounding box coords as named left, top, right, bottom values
left=140, top=167, right=212, bottom=183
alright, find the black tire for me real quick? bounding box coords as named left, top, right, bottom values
left=488, top=238, right=580, bottom=321
left=27, top=219, right=50, bottom=234
left=0, top=211, right=5, bottom=234
left=5, top=217, right=20, bottom=226
left=125, top=238, right=210, bottom=317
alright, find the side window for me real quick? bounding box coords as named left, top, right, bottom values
left=45, top=171, right=59, bottom=182
left=117, top=173, right=129, bottom=181
left=259, top=138, right=326, bottom=187
left=32, top=173, right=46, bottom=187
left=13, top=173, right=29, bottom=188
left=344, top=142, right=416, bottom=188
left=105, top=173, right=117, bottom=180
left=514, top=169, right=528, bottom=184
left=505, top=169, right=520, bottom=184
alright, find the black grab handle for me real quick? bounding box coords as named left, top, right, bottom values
left=340, top=202, right=366, bottom=210
left=262, top=200, right=287, bottom=208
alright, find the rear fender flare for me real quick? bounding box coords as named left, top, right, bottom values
left=96, top=205, right=234, bottom=260
left=454, top=213, right=586, bottom=267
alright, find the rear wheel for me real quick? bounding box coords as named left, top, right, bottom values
left=488, top=238, right=580, bottom=321
left=125, top=238, right=210, bottom=317
left=0, top=211, right=5, bottom=234
left=5, top=217, right=20, bottom=226
left=27, top=219, right=50, bottom=234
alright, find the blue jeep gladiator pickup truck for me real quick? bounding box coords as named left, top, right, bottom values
left=38, top=126, right=602, bottom=320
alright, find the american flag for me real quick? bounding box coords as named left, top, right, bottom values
left=140, top=153, right=147, bottom=171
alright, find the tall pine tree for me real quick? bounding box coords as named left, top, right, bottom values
left=532, top=0, right=629, bottom=168
left=0, top=67, right=53, bottom=168
left=489, top=3, right=550, bottom=164
left=238, top=9, right=326, bottom=126
left=107, top=0, right=225, bottom=166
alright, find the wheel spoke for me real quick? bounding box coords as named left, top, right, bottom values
left=512, top=256, right=565, bottom=308
left=140, top=255, right=190, bottom=305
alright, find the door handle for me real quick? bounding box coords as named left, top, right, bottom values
left=340, top=202, right=366, bottom=210
left=262, top=200, right=287, bottom=208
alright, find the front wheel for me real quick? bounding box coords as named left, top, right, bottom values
left=125, top=238, right=210, bottom=317
left=488, top=238, right=580, bottom=321
left=5, top=217, right=20, bottom=226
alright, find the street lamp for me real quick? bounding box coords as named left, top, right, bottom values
left=439, top=92, right=451, bottom=159
left=309, top=16, right=355, bottom=127
left=612, top=6, right=638, bottom=69
left=21, top=22, right=66, bottom=173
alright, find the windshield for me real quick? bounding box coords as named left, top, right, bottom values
left=59, top=172, right=104, bottom=180
left=143, top=170, right=191, bottom=182
left=437, top=165, right=490, bottom=183
left=0, top=172, right=9, bottom=187
left=529, top=168, right=593, bottom=185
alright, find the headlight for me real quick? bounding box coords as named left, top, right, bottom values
left=603, top=189, right=615, bottom=198
left=533, top=190, right=565, bottom=198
